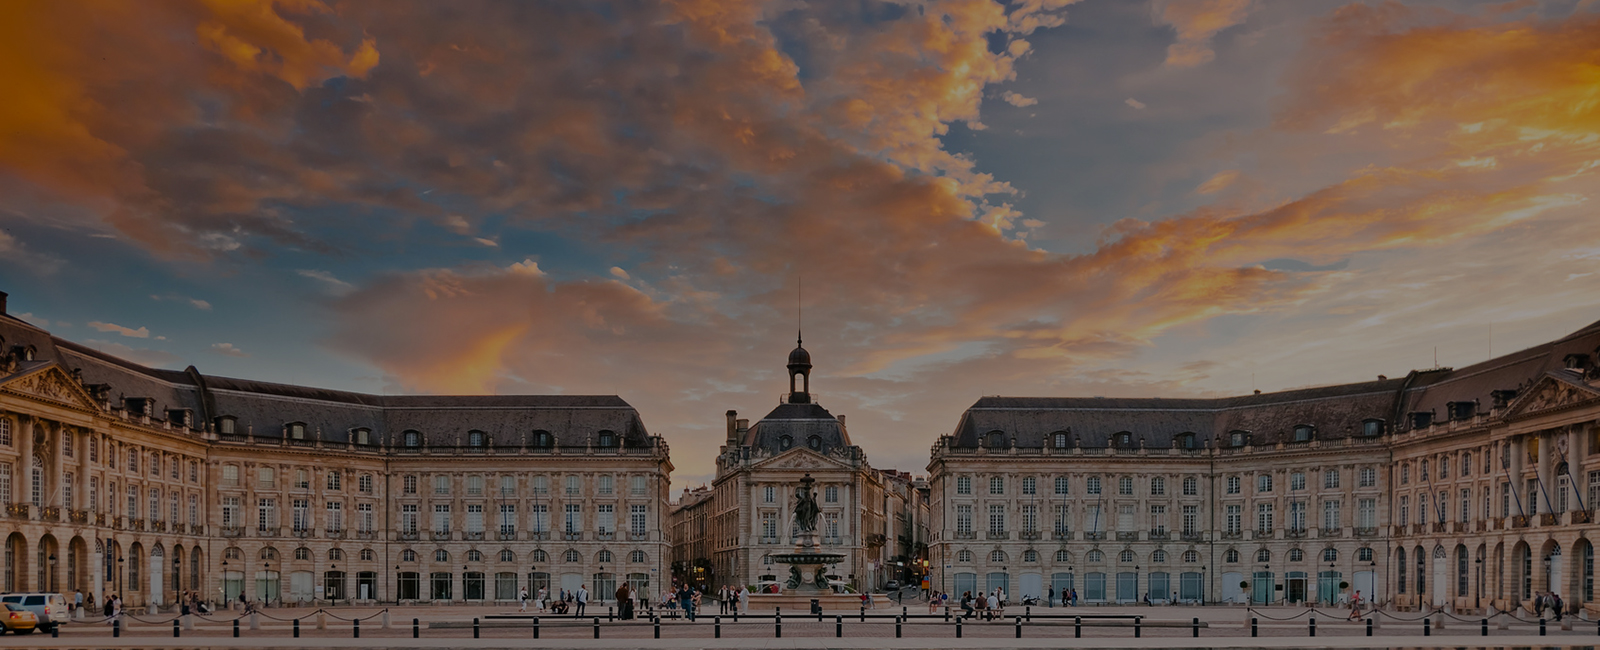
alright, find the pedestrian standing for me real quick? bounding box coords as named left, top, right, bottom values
left=575, top=584, right=589, bottom=617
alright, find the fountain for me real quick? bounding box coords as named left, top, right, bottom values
left=769, top=473, right=845, bottom=592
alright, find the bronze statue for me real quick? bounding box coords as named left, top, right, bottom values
left=793, top=473, right=820, bottom=534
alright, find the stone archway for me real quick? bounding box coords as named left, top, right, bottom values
left=4, top=532, right=26, bottom=592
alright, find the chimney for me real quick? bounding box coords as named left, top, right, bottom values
left=0, top=291, right=7, bottom=315
left=838, top=414, right=846, bottom=427
left=735, top=419, right=749, bottom=439
left=726, top=410, right=738, bottom=444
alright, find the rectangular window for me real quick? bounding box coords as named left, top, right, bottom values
left=1256, top=502, right=1273, bottom=531
left=824, top=485, right=839, bottom=503
left=761, top=512, right=777, bottom=539
left=1290, top=472, right=1305, bottom=491
left=1589, top=472, right=1600, bottom=513
left=127, top=485, right=137, bottom=517
left=434, top=475, right=450, bottom=495
left=630, top=505, right=647, bottom=535
left=89, top=477, right=99, bottom=512
left=597, top=504, right=614, bottom=533
left=989, top=504, right=1006, bottom=533
left=467, top=475, right=484, bottom=496
left=169, top=493, right=178, bottom=522
left=62, top=432, right=73, bottom=457
left=989, top=476, right=1005, bottom=495
left=1149, top=505, right=1167, bottom=535
left=358, top=503, right=374, bottom=533
left=400, top=504, right=418, bottom=534
left=1528, top=479, right=1539, bottom=515
left=631, top=475, right=647, bottom=496
left=222, top=465, right=239, bottom=486
left=1358, top=498, right=1376, bottom=528
left=89, top=437, right=98, bottom=463
left=1022, top=504, right=1038, bottom=532
left=1117, top=503, right=1133, bottom=531
left=1502, top=482, right=1511, bottom=517
left=359, top=474, right=373, bottom=494
left=1323, top=500, right=1341, bottom=530
left=1257, top=474, right=1273, bottom=493
left=257, top=467, right=274, bottom=488
left=222, top=496, right=240, bottom=527
left=825, top=512, right=840, bottom=538
left=1087, top=476, right=1102, bottom=495
left=763, top=486, right=776, bottom=503
left=403, top=475, right=418, bottom=495
left=501, top=476, right=515, bottom=497
left=1399, top=495, right=1409, bottom=525
left=1182, top=505, right=1198, bottom=535
left=150, top=454, right=159, bottom=476
left=63, top=471, right=73, bottom=508
left=530, top=505, right=549, bottom=533
left=326, top=501, right=343, bottom=531
left=1557, top=475, right=1570, bottom=512
left=1150, top=477, right=1165, bottom=496
left=1359, top=467, right=1376, bottom=487
left=1087, top=505, right=1103, bottom=533
left=1118, top=476, right=1133, bottom=495
left=326, top=471, right=341, bottom=491
left=532, top=476, right=548, bottom=495
left=1323, top=470, right=1340, bottom=489
left=467, top=504, right=484, bottom=533
left=257, top=498, right=276, bottom=531
left=1460, top=489, right=1470, bottom=522
left=1288, top=501, right=1304, bottom=530
left=1440, top=456, right=1450, bottom=478
left=1055, top=504, right=1070, bottom=533
left=597, top=475, right=613, bottom=495
left=565, top=475, right=580, bottom=496
left=149, top=488, right=160, bottom=520
left=1055, top=476, right=1070, bottom=495
left=563, top=503, right=580, bottom=533
left=172, top=457, right=180, bottom=480
left=434, top=504, right=452, bottom=533
left=1022, top=476, right=1037, bottom=495
left=2, top=464, right=14, bottom=508
left=1226, top=476, right=1240, bottom=494
left=500, top=504, right=516, bottom=535
left=1225, top=505, right=1241, bottom=534
left=956, top=476, right=972, bottom=495
left=956, top=504, right=973, bottom=535
left=189, top=460, right=198, bottom=483
left=292, top=498, right=310, bottom=530
left=295, top=468, right=309, bottom=489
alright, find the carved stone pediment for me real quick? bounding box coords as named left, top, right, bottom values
left=0, top=363, right=102, bottom=412
left=1504, top=372, right=1600, bottom=420
left=751, top=448, right=852, bottom=472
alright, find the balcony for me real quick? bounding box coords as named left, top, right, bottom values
left=563, top=531, right=582, bottom=541
left=1220, top=531, right=1241, bottom=541
left=529, top=532, right=551, bottom=541
left=6, top=504, right=28, bottom=519
left=1084, top=532, right=1107, bottom=541
left=1411, top=524, right=1425, bottom=535
left=628, top=532, right=649, bottom=541
left=326, top=529, right=346, bottom=539
left=432, top=530, right=453, bottom=541
left=1475, top=521, right=1488, bottom=532
left=464, top=531, right=485, bottom=541
left=1284, top=528, right=1306, bottom=539
left=1115, top=532, right=1139, bottom=542
left=69, top=509, right=89, bottom=524
left=1451, top=522, right=1467, bottom=534
left=759, top=537, right=780, bottom=545
left=1147, top=531, right=1170, bottom=542
left=498, top=530, right=518, bottom=541
left=1511, top=515, right=1530, bottom=529
left=953, top=531, right=976, bottom=540
left=986, top=531, right=1010, bottom=541
left=822, top=536, right=843, bottom=546
left=1432, top=522, right=1447, bottom=534
left=1573, top=510, right=1594, bottom=525
left=1540, top=513, right=1559, bottom=526
left=257, top=527, right=280, bottom=537
left=1251, top=530, right=1275, bottom=540
left=293, top=528, right=313, bottom=538
left=1392, top=525, right=1407, bottom=537
left=398, top=531, right=420, bottom=541
left=152, top=520, right=166, bottom=532
left=1493, top=518, right=1505, bottom=530
left=1319, top=528, right=1345, bottom=538
left=1052, top=530, right=1073, bottom=541
left=356, top=531, right=377, bottom=540
left=131, top=518, right=145, bottom=531
left=1019, top=531, right=1042, bottom=541
left=596, top=531, right=615, bottom=541
left=1354, top=527, right=1377, bottom=537
left=221, top=526, right=245, bottom=538
left=94, top=513, right=106, bottom=527
left=41, top=506, right=61, bottom=522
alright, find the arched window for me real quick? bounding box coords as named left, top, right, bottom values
left=1362, top=419, right=1384, bottom=437
left=531, top=549, right=547, bottom=563
left=403, top=431, right=421, bottom=448
left=360, top=549, right=375, bottom=561
left=259, top=547, right=279, bottom=561
left=1230, top=430, right=1247, bottom=447
left=1055, top=550, right=1072, bottom=562
left=990, top=550, right=1008, bottom=563
left=1115, top=432, right=1132, bottom=448
left=1151, top=550, right=1167, bottom=563
left=295, top=547, right=311, bottom=560
left=957, top=550, right=973, bottom=563
left=1177, top=432, right=1197, bottom=449
left=401, top=550, right=417, bottom=562
left=1087, top=550, right=1103, bottom=563
left=1256, top=549, right=1271, bottom=563
left=1323, top=548, right=1338, bottom=562
left=597, top=431, right=616, bottom=448
left=466, top=550, right=482, bottom=562
left=1183, top=550, right=1199, bottom=563
left=468, top=431, right=485, bottom=447
left=807, top=436, right=821, bottom=450
left=564, top=549, right=581, bottom=563
left=287, top=422, right=306, bottom=440
left=353, top=428, right=371, bottom=445
left=629, top=550, right=646, bottom=563
left=1119, top=550, right=1135, bottom=563
left=328, top=548, right=344, bottom=561
left=499, top=549, right=515, bottom=562
left=1289, top=548, right=1303, bottom=562
left=778, top=436, right=792, bottom=450
left=1224, top=549, right=1239, bottom=563
left=1023, top=550, right=1038, bottom=562
left=1357, top=547, right=1373, bottom=562
left=434, top=549, right=449, bottom=562
left=597, top=550, right=613, bottom=563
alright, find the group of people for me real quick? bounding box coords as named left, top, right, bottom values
left=1533, top=591, right=1567, bottom=620
left=957, top=588, right=1009, bottom=619
left=715, top=584, right=751, bottom=615
left=100, top=593, right=124, bottom=624
left=516, top=585, right=590, bottom=616
left=1044, top=586, right=1080, bottom=607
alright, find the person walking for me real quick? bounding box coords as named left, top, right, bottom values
left=1553, top=592, right=1565, bottom=621
left=738, top=584, right=750, bottom=614
left=536, top=586, right=547, bottom=613
left=616, top=582, right=632, bottom=620
left=1047, top=586, right=1054, bottom=608
left=519, top=587, right=529, bottom=612
left=678, top=584, right=697, bottom=622
left=1347, top=590, right=1363, bottom=621
left=575, top=584, right=589, bottom=617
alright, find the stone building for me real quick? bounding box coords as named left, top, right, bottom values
left=927, top=318, right=1600, bottom=615
left=0, top=293, right=672, bottom=608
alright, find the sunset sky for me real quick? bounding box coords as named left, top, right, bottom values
left=3, top=0, right=1599, bottom=491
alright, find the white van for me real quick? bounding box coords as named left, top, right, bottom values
left=0, top=594, right=69, bottom=632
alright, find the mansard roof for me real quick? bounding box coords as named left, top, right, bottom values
left=742, top=401, right=853, bottom=455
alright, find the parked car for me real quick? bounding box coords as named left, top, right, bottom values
left=0, top=593, right=67, bottom=632
left=0, top=603, right=37, bottom=634
left=885, top=580, right=900, bottom=591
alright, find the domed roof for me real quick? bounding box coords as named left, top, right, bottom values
left=787, top=344, right=811, bottom=367
left=743, top=402, right=852, bottom=453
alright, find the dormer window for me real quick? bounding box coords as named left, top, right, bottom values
left=531, top=431, right=553, bottom=449
left=1177, top=432, right=1197, bottom=450
left=1447, top=401, right=1476, bottom=421
left=1409, top=411, right=1434, bottom=429
left=287, top=423, right=306, bottom=440
left=468, top=431, right=485, bottom=447
left=1115, top=432, right=1132, bottom=448
left=986, top=431, right=1005, bottom=449
left=1229, top=430, right=1247, bottom=447
left=168, top=410, right=190, bottom=428
left=217, top=417, right=236, bottom=435
left=354, top=428, right=370, bottom=445
left=403, top=430, right=421, bottom=448
left=1293, top=425, right=1313, bottom=442
left=21, top=346, right=34, bottom=361
left=597, top=431, right=617, bottom=448
left=1362, top=419, right=1384, bottom=437
left=779, top=435, right=793, bottom=450
left=1053, top=432, right=1069, bottom=448
left=807, top=435, right=822, bottom=451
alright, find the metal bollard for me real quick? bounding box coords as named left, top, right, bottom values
left=836, top=614, right=842, bottom=637
left=1424, top=617, right=1431, bottom=636
left=897, top=616, right=903, bottom=638
left=174, top=619, right=181, bottom=637
left=1026, top=605, right=1032, bottom=622
left=715, top=616, right=721, bottom=638
left=534, top=616, right=540, bottom=639
left=1135, top=616, right=1141, bottom=638
left=776, top=612, right=782, bottom=638
left=474, top=617, right=480, bottom=639
left=354, top=618, right=360, bottom=638
left=1193, top=616, right=1200, bottom=637
left=944, top=606, right=950, bottom=622
left=1075, top=615, right=1081, bottom=638
left=860, top=606, right=865, bottom=622
left=1252, top=617, right=1258, bottom=637
left=1366, top=617, right=1372, bottom=636
left=904, top=605, right=908, bottom=619
left=413, top=617, right=419, bottom=638
left=609, top=606, right=614, bottom=622
left=654, top=617, right=660, bottom=639
left=593, top=617, right=600, bottom=639
left=115, top=619, right=122, bottom=637
left=1482, top=618, right=1488, bottom=636
left=294, top=618, right=300, bottom=638
left=231, top=618, right=238, bottom=638
left=956, top=616, right=963, bottom=638
left=1014, top=615, right=1021, bottom=638
left=1540, top=618, right=1547, bottom=636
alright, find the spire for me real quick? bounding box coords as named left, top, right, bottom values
left=797, top=274, right=803, bottom=348
left=787, top=275, right=812, bottom=403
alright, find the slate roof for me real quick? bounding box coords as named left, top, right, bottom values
left=0, top=312, right=651, bottom=450
left=742, top=401, right=853, bottom=455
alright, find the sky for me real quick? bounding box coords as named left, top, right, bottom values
left=2, top=0, right=1599, bottom=493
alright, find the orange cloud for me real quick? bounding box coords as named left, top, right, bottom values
left=1156, top=0, right=1253, bottom=67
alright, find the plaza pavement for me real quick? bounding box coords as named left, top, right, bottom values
left=26, top=603, right=1600, bottom=648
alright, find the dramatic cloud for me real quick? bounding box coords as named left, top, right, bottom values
left=1156, top=0, right=1253, bottom=67
left=87, top=321, right=151, bottom=338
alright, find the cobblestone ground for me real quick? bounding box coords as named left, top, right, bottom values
left=39, top=604, right=1600, bottom=643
